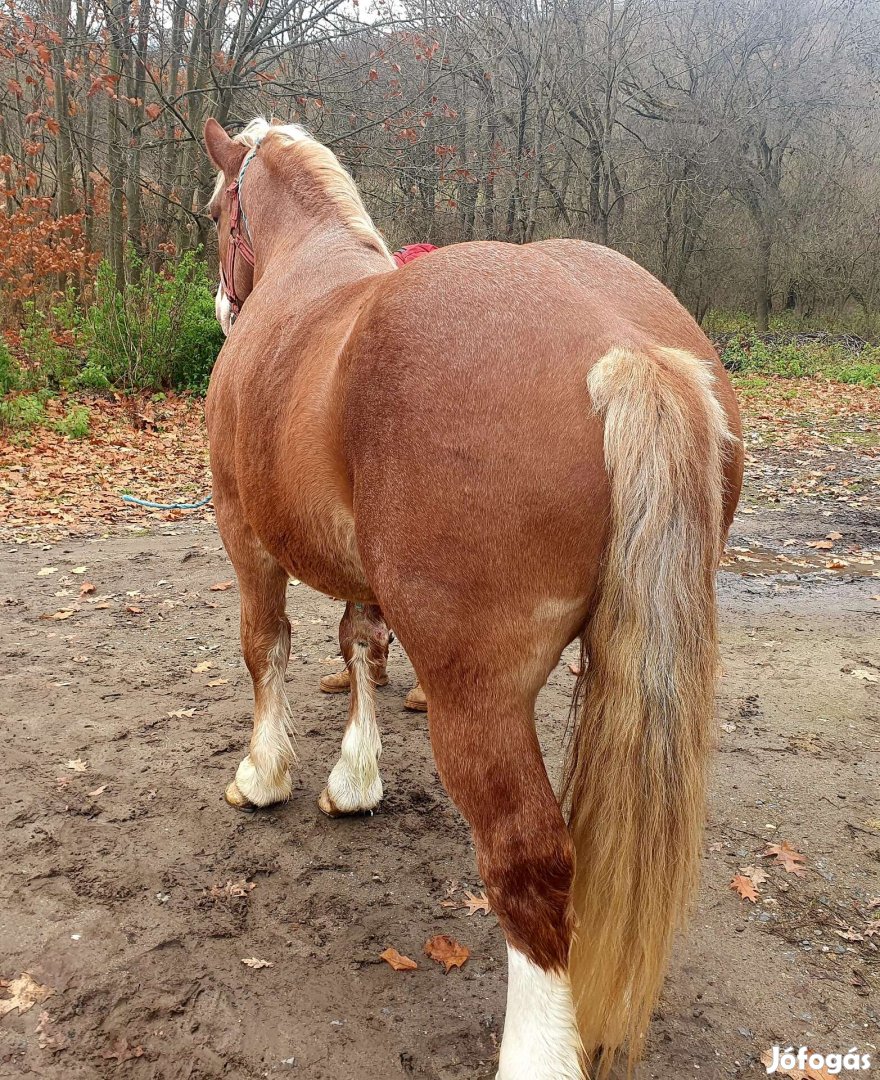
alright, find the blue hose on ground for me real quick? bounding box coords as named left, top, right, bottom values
left=121, top=493, right=212, bottom=510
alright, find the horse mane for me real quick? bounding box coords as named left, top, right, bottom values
left=213, top=117, right=392, bottom=262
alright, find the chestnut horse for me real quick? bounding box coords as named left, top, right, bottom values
left=203, top=116, right=743, bottom=1078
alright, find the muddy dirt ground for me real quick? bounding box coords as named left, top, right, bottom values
left=1, top=434, right=878, bottom=1080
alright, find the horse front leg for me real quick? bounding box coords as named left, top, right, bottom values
left=223, top=539, right=296, bottom=809
left=318, top=602, right=386, bottom=816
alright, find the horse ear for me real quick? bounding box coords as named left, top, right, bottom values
left=204, top=118, right=245, bottom=176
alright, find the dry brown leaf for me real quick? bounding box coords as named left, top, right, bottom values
left=192, top=661, right=212, bottom=673
left=167, top=708, right=195, bottom=718
left=35, top=1009, right=68, bottom=1052
left=808, top=539, right=834, bottom=550
left=825, top=559, right=848, bottom=570
left=37, top=567, right=58, bottom=576
left=740, top=865, right=768, bottom=887
left=210, top=580, right=234, bottom=591
left=70, top=566, right=88, bottom=575
left=207, top=678, right=228, bottom=687
left=241, top=956, right=273, bottom=969
left=79, top=581, right=96, bottom=596
left=761, top=840, right=807, bottom=876
left=100, top=1036, right=144, bottom=1064
left=63, top=758, right=88, bottom=772
left=126, top=605, right=144, bottom=614
left=834, top=927, right=863, bottom=942
left=0, top=972, right=54, bottom=1016
left=42, top=609, right=75, bottom=620
left=826, top=531, right=843, bottom=540
left=379, top=948, right=418, bottom=971
left=424, top=934, right=469, bottom=972
left=730, top=874, right=759, bottom=902
left=462, top=890, right=491, bottom=916
left=210, top=879, right=255, bottom=899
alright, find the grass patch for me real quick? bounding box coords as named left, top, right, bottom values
left=719, top=335, right=880, bottom=386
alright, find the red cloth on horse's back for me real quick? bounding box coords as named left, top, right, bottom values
left=392, top=243, right=438, bottom=266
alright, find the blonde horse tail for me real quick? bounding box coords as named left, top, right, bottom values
left=565, top=345, right=732, bottom=1075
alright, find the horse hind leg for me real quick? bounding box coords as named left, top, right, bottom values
left=422, top=663, right=584, bottom=1079
left=318, top=602, right=386, bottom=816
left=224, top=540, right=296, bottom=809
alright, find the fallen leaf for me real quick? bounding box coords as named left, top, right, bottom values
left=761, top=840, right=807, bottom=876
left=834, top=927, right=863, bottom=942
left=462, top=890, right=491, bottom=916
left=825, top=559, right=848, bottom=570
left=740, top=865, right=769, bottom=887
left=808, top=539, right=834, bottom=549
left=35, top=1009, right=67, bottom=1052
left=380, top=948, right=418, bottom=971
left=739, top=507, right=756, bottom=514
left=864, top=920, right=880, bottom=937
left=826, top=531, right=843, bottom=540
left=100, top=1036, right=144, bottom=1064
left=167, top=708, right=196, bottom=718
left=42, top=609, right=75, bottom=620
left=0, top=973, right=54, bottom=1016
left=36, top=566, right=58, bottom=576
left=241, top=956, right=273, bottom=969
left=70, top=566, right=88, bottom=575
left=207, top=678, right=228, bottom=687
left=126, top=605, right=144, bottom=614
left=192, top=661, right=212, bottom=673
left=210, top=580, right=234, bottom=591
left=424, top=934, right=469, bottom=972
left=87, top=785, right=107, bottom=797
left=730, top=874, right=758, bottom=902
left=851, top=668, right=878, bottom=682
left=210, top=879, right=255, bottom=899
left=79, top=581, right=96, bottom=596
left=63, top=758, right=88, bottom=772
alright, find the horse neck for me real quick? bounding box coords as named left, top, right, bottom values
left=251, top=206, right=392, bottom=314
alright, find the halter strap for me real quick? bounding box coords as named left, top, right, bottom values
left=220, top=142, right=261, bottom=322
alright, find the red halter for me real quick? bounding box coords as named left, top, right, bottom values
left=219, top=150, right=258, bottom=320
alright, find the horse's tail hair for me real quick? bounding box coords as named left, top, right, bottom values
left=564, top=345, right=732, bottom=1075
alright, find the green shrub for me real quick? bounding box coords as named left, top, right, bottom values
left=0, top=392, right=48, bottom=432
left=85, top=250, right=224, bottom=393
left=18, top=301, right=81, bottom=389
left=55, top=404, right=91, bottom=439
left=718, top=333, right=880, bottom=387
left=0, top=339, right=20, bottom=395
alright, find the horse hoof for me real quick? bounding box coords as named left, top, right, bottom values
left=404, top=684, right=428, bottom=712
left=317, top=788, right=345, bottom=817
left=225, top=779, right=253, bottom=809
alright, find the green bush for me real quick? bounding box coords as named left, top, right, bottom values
left=18, top=301, right=81, bottom=389
left=0, top=339, right=20, bottom=395
left=718, top=333, right=880, bottom=386
left=55, top=404, right=91, bottom=439
left=0, top=392, right=48, bottom=432
left=85, top=250, right=224, bottom=392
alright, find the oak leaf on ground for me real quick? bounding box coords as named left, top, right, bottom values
left=730, top=874, right=759, bottom=902
left=379, top=948, right=418, bottom=971
left=241, top=956, right=273, bottom=969
left=424, top=934, right=469, bottom=973
left=761, top=840, right=807, bottom=876
left=462, top=890, right=491, bottom=916
left=210, top=581, right=234, bottom=591
left=0, top=973, right=54, bottom=1016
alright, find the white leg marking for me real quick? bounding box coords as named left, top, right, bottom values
left=235, top=626, right=296, bottom=806
left=326, top=643, right=383, bottom=812
left=497, top=945, right=584, bottom=1080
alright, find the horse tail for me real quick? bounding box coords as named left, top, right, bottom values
left=564, top=345, right=732, bottom=1075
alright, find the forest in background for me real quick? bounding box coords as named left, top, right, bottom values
left=2, top=0, right=880, bottom=409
